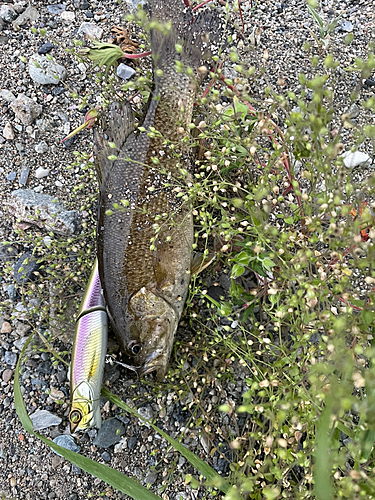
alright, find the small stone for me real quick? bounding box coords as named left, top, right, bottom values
left=60, top=11, right=75, bottom=24
left=6, top=284, right=17, bottom=301
left=74, top=0, right=89, bottom=9
left=0, top=89, right=16, bottom=102
left=143, top=472, right=158, bottom=486
left=30, top=409, right=62, bottom=431
left=1, top=321, right=12, bottom=333
left=38, top=42, right=54, bottom=55
left=10, top=477, right=16, bottom=487
left=51, top=455, right=64, bottom=468
left=0, top=5, right=17, bottom=23
left=348, top=103, right=360, bottom=119
left=342, top=151, right=371, bottom=169
left=19, top=166, right=30, bottom=186
left=127, top=436, right=137, bottom=450
left=3, top=122, right=15, bottom=140
left=29, top=54, right=67, bottom=85
left=339, top=20, right=353, bottom=32
left=4, top=352, right=18, bottom=366
left=6, top=172, right=17, bottom=182
left=52, top=435, right=80, bottom=456
left=10, top=94, right=42, bottom=125
left=93, top=419, right=125, bottom=449
left=14, top=336, right=29, bottom=352
left=2, top=369, right=13, bottom=383
left=101, top=451, right=111, bottom=462
left=34, top=140, right=49, bottom=154
left=116, top=63, right=136, bottom=81
left=84, top=11, right=93, bottom=18
left=50, top=387, right=65, bottom=401
left=47, top=4, right=66, bottom=15
left=13, top=5, right=39, bottom=26
left=14, top=252, right=39, bottom=284
left=56, top=368, right=67, bottom=384
left=77, top=22, right=103, bottom=40
left=71, top=465, right=81, bottom=475
left=35, top=167, right=50, bottom=179
left=125, top=0, right=147, bottom=13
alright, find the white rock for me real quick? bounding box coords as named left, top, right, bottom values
left=34, top=140, right=49, bottom=154
left=35, top=167, right=50, bottom=179
left=0, top=5, right=17, bottom=22
left=60, top=10, right=75, bottom=24
left=29, top=54, right=67, bottom=85
left=117, top=63, right=136, bottom=81
left=10, top=94, right=42, bottom=125
left=3, top=122, right=15, bottom=140
left=342, top=150, right=371, bottom=169
left=77, top=22, right=103, bottom=40
left=0, top=89, right=16, bottom=103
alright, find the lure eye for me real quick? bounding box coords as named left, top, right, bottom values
left=128, top=340, right=141, bottom=355
left=69, top=409, right=82, bottom=425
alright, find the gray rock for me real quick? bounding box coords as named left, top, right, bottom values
left=8, top=189, right=81, bottom=235
left=93, top=419, right=125, bottom=449
left=348, top=103, right=360, bottom=119
left=116, top=63, right=136, bottom=81
left=29, top=54, right=67, bottom=85
left=143, top=472, right=158, bottom=486
left=14, top=252, right=39, bottom=284
left=101, top=451, right=111, bottom=462
left=6, top=284, right=17, bottom=301
left=0, top=5, right=17, bottom=22
left=13, top=5, right=39, bottom=26
left=77, top=22, right=103, bottom=40
left=38, top=42, right=54, bottom=55
left=19, top=166, right=30, bottom=186
left=342, top=151, right=371, bottom=169
left=35, top=167, right=50, bottom=179
left=339, top=21, right=353, bottom=32
left=13, top=336, right=29, bottom=351
left=4, top=351, right=18, bottom=366
left=0, top=89, right=16, bottom=103
left=47, top=4, right=66, bottom=15
left=30, top=409, right=62, bottom=431
left=10, top=94, right=42, bottom=126
left=52, top=435, right=80, bottom=456
left=74, top=0, right=89, bottom=9
left=34, top=141, right=49, bottom=154
left=6, top=172, right=17, bottom=182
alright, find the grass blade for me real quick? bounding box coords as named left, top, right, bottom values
left=307, top=4, right=324, bottom=29
left=314, top=395, right=335, bottom=500
left=102, top=387, right=232, bottom=495
left=14, top=335, right=162, bottom=500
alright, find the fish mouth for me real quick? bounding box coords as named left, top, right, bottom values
left=139, top=351, right=167, bottom=382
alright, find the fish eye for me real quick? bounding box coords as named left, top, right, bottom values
left=128, top=340, right=141, bottom=355
left=69, top=409, right=82, bottom=425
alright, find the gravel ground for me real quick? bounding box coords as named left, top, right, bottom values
left=0, top=0, right=374, bottom=499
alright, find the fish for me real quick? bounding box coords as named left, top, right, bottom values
left=93, top=0, right=225, bottom=380
left=69, top=258, right=108, bottom=432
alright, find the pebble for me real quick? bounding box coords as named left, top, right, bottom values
left=77, top=22, right=103, bottom=40
left=342, top=151, right=371, bottom=169
left=38, top=43, right=55, bottom=55
left=6, top=284, right=17, bottom=301
left=49, top=387, right=65, bottom=401
left=101, top=451, right=111, bottom=462
left=6, top=172, right=17, bottom=182
left=19, top=166, right=30, bottom=186
left=34, top=141, right=49, bottom=154
left=3, top=123, right=15, bottom=140
left=74, top=0, right=89, bottom=8
left=60, top=11, right=75, bottom=24
left=0, top=89, right=16, bottom=102
left=2, top=369, right=13, bottom=383
left=30, top=409, right=62, bottom=431
left=1, top=321, right=12, bottom=333
left=116, top=63, right=136, bottom=81
left=47, top=4, right=66, bottom=15
left=4, top=351, right=18, bottom=366
left=8, top=189, right=81, bottom=236
left=10, top=94, right=42, bottom=125
left=125, top=0, right=147, bottom=13
left=339, top=20, right=354, bottom=32
left=29, top=54, right=67, bottom=85
left=52, top=435, right=80, bottom=456
left=35, top=167, right=50, bottom=179
left=13, top=5, right=39, bottom=26
left=14, top=252, right=39, bottom=284
left=93, top=419, right=125, bottom=449
left=13, top=336, right=29, bottom=352
left=0, top=5, right=17, bottom=22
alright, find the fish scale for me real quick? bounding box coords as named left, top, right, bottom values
left=94, top=0, right=225, bottom=379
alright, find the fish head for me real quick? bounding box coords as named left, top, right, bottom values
left=69, top=381, right=101, bottom=433
left=127, top=287, right=178, bottom=381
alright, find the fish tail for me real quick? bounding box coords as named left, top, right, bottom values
left=149, top=0, right=226, bottom=74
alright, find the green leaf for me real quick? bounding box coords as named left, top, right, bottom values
left=232, top=264, right=245, bottom=278
left=314, top=393, right=335, bottom=500
left=14, top=335, right=162, bottom=500
left=262, top=258, right=276, bottom=269
left=362, top=309, right=373, bottom=327
left=102, top=388, right=231, bottom=494
left=234, top=251, right=251, bottom=266
left=307, top=5, right=324, bottom=29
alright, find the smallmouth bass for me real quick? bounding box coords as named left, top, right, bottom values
left=94, top=0, right=224, bottom=380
